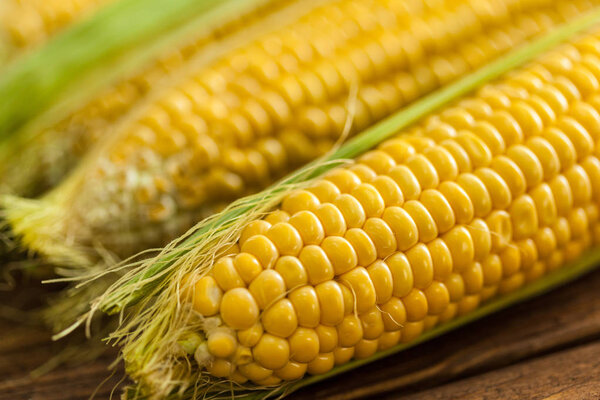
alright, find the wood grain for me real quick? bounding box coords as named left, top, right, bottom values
left=0, top=269, right=599, bottom=399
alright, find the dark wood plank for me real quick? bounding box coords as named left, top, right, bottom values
left=1, top=269, right=600, bottom=399
left=399, top=340, right=600, bottom=400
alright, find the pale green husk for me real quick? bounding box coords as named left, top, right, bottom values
left=70, top=9, right=600, bottom=400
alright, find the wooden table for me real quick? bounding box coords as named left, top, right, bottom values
left=1, top=268, right=600, bottom=400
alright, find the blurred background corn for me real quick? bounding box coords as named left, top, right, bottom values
left=178, top=29, right=600, bottom=387
left=0, top=0, right=115, bottom=63
left=0, top=0, right=288, bottom=197
left=4, top=0, right=598, bottom=267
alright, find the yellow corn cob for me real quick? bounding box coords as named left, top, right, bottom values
left=4, top=0, right=596, bottom=267
left=0, top=0, right=290, bottom=196
left=0, top=0, right=114, bottom=62
left=178, top=28, right=600, bottom=387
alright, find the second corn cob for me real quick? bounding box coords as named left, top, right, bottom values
left=4, top=0, right=595, bottom=269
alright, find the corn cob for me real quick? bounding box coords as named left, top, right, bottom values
left=0, top=0, right=115, bottom=64
left=4, top=0, right=596, bottom=269
left=161, top=27, right=600, bottom=393
left=0, top=0, right=290, bottom=196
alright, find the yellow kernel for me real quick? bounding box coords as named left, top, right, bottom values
left=337, top=314, right=364, bottom=347
left=238, top=362, right=272, bottom=382
left=239, top=220, right=271, bottom=247
left=233, top=253, right=263, bottom=285
left=463, top=262, right=484, bottom=294
left=288, top=328, right=319, bottom=363
left=359, top=150, right=396, bottom=174
left=315, top=325, right=338, bottom=353
left=475, top=168, right=512, bottom=210
left=306, top=352, right=335, bottom=375
left=581, top=157, right=600, bottom=202
left=316, top=281, right=344, bottom=326
left=189, top=275, right=222, bottom=317
left=403, top=200, right=438, bottom=243
left=253, top=333, right=290, bottom=370
left=333, top=347, right=355, bottom=366
left=405, top=154, right=440, bottom=190
left=382, top=206, right=419, bottom=251
left=457, top=294, right=480, bottom=315
left=237, top=323, right=263, bottom=347
left=467, top=219, right=492, bottom=261
left=314, top=203, right=347, bottom=236
left=386, top=252, right=414, bottom=298
left=389, top=165, right=422, bottom=201
left=321, top=236, right=358, bottom=275
left=509, top=101, right=544, bottom=138
left=517, top=238, right=538, bottom=271
left=207, top=328, right=237, bottom=358
left=359, top=306, right=385, bottom=340
left=420, top=189, right=456, bottom=234
left=498, top=273, right=525, bottom=295
left=557, top=117, right=594, bottom=160
left=437, top=303, right=458, bottom=324
left=533, top=227, right=557, bottom=259
left=437, top=181, right=474, bottom=224
left=299, top=245, right=334, bottom=285
left=441, top=139, right=473, bottom=173
left=213, top=257, right=245, bottom=291
left=530, top=183, right=558, bottom=227
left=265, top=210, right=290, bottom=225
left=363, top=218, right=397, bottom=258
left=266, top=223, right=303, bottom=256
left=334, top=194, right=367, bottom=229
left=367, top=260, right=393, bottom=305
left=207, top=358, right=234, bottom=378
left=345, top=228, right=377, bottom=267
left=471, top=122, right=505, bottom=156
left=424, top=281, right=450, bottom=315
left=442, top=226, right=475, bottom=272
left=351, top=183, right=385, bottom=218
left=401, top=321, right=424, bottom=343
left=274, top=256, right=307, bottom=290
left=565, top=165, right=592, bottom=206
left=241, top=235, right=279, bottom=269
left=275, top=361, right=308, bottom=381
left=543, top=128, right=577, bottom=171
left=427, top=238, right=453, bottom=281
left=445, top=273, right=465, bottom=302
left=349, top=164, right=377, bottom=183
left=378, top=331, right=401, bottom=350
left=281, top=190, right=320, bottom=214
left=509, top=195, right=539, bottom=240
left=380, top=296, right=407, bottom=332
left=455, top=131, right=493, bottom=169
left=371, top=175, right=404, bottom=207
left=456, top=173, right=492, bottom=218
left=569, top=208, right=589, bottom=239
left=249, top=270, right=286, bottom=309
left=500, top=245, right=522, bottom=277
left=339, top=267, right=376, bottom=314
left=481, top=254, right=503, bottom=286
left=490, top=156, right=527, bottom=198
left=549, top=175, right=574, bottom=216
left=354, top=339, right=379, bottom=359
left=325, top=169, right=361, bottom=193
left=220, top=288, right=259, bottom=330
left=402, top=288, right=428, bottom=322
left=486, top=110, right=524, bottom=147
left=507, top=145, right=544, bottom=189
left=422, top=146, right=459, bottom=182
left=308, top=180, right=342, bottom=203
left=262, top=298, right=298, bottom=338
left=526, top=137, right=560, bottom=180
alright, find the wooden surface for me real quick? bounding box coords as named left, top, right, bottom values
left=1, top=268, right=600, bottom=400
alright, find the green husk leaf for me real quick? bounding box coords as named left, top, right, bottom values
left=0, top=0, right=277, bottom=144
left=93, top=6, right=600, bottom=315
